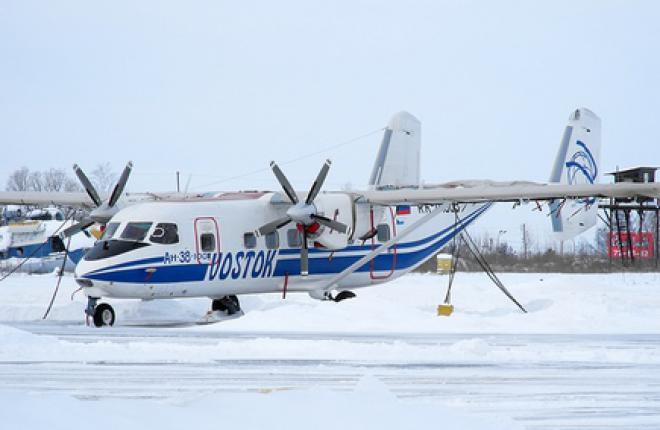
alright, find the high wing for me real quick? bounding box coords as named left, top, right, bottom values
left=356, top=180, right=660, bottom=205
left=0, top=191, right=95, bottom=208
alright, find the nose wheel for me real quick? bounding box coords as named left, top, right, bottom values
left=85, top=297, right=115, bottom=327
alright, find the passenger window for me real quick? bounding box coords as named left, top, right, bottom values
left=103, top=222, right=120, bottom=240
left=287, top=229, right=301, bottom=247
left=377, top=224, right=391, bottom=242
left=265, top=231, right=279, bottom=249
left=150, top=223, right=179, bottom=244
left=200, top=233, right=216, bottom=252
left=120, top=222, right=153, bottom=241
left=244, top=232, right=257, bottom=249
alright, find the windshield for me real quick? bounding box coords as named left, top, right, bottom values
left=102, top=222, right=120, bottom=240
left=120, top=222, right=153, bottom=242
left=84, top=240, right=150, bottom=261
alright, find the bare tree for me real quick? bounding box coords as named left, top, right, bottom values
left=6, top=167, right=30, bottom=191
left=42, top=168, right=83, bottom=192
left=42, top=168, right=66, bottom=192
left=27, top=171, right=43, bottom=191
left=90, top=163, right=117, bottom=195
left=5, top=166, right=82, bottom=193
left=64, top=176, right=81, bottom=192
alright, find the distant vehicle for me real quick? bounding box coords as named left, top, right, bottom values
left=0, top=108, right=658, bottom=327
left=0, top=206, right=95, bottom=273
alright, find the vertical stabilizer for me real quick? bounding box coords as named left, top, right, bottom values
left=369, top=111, right=421, bottom=188
left=549, top=108, right=601, bottom=238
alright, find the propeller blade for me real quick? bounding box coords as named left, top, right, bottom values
left=108, top=161, right=133, bottom=207
left=311, top=214, right=349, bottom=234
left=305, top=159, right=331, bottom=205
left=300, top=229, right=309, bottom=277
left=61, top=218, right=95, bottom=238
left=73, top=164, right=102, bottom=207
left=256, top=216, right=291, bottom=237
left=270, top=161, right=298, bottom=204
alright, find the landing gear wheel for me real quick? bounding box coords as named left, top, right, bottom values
left=333, top=290, right=356, bottom=302
left=93, top=303, right=115, bottom=327
left=211, top=295, right=241, bottom=315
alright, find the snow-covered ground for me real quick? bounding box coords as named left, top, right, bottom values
left=1, top=272, right=659, bottom=429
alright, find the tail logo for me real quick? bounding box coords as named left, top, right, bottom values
left=565, top=140, right=597, bottom=205
left=565, top=141, right=597, bottom=185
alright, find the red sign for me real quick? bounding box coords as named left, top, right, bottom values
left=608, top=232, right=655, bottom=259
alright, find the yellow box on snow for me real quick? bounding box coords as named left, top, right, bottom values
left=437, top=303, right=454, bottom=316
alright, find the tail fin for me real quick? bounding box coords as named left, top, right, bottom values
left=369, top=111, right=421, bottom=189
left=549, top=108, right=602, bottom=238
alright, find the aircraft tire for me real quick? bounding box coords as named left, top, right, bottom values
left=333, top=290, right=356, bottom=302
left=211, top=296, right=241, bottom=315
left=93, top=303, right=115, bottom=327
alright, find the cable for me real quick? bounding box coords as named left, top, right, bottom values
left=444, top=206, right=462, bottom=304
left=460, top=227, right=527, bottom=313
left=42, top=235, right=71, bottom=320
left=190, top=127, right=385, bottom=190
left=452, top=209, right=527, bottom=313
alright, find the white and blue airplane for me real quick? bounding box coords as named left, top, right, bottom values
left=1, top=108, right=658, bottom=327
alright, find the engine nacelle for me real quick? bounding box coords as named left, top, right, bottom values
left=309, top=193, right=353, bottom=250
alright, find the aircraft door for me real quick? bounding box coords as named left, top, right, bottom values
left=369, top=207, right=397, bottom=279
left=194, top=217, right=220, bottom=262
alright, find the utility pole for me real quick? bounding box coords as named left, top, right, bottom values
left=176, top=171, right=180, bottom=193
left=521, top=223, right=528, bottom=259
left=653, top=209, right=660, bottom=269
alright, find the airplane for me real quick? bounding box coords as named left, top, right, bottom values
left=1, top=108, right=658, bottom=327
left=0, top=206, right=95, bottom=273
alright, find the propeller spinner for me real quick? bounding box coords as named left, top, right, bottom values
left=256, top=160, right=349, bottom=277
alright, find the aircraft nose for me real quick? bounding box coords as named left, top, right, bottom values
left=74, top=258, right=94, bottom=283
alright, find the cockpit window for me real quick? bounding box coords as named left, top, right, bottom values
left=150, top=223, right=179, bottom=244
left=103, top=222, right=120, bottom=240
left=120, top=222, right=153, bottom=242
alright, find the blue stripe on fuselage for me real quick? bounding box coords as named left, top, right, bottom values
left=82, top=204, right=489, bottom=284
left=273, top=203, right=487, bottom=276
left=86, top=256, right=165, bottom=275
left=85, top=263, right=208, bottom=284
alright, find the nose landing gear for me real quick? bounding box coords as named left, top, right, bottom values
left=85, top=297, right=116, bottom=327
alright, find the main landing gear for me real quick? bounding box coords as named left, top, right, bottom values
left=85, top=297, right=116, bottom=327
left=212, top=295, right=241, bottom=315
left=201, top=295, right=243, bottom=324
left=308, top=289, right=356, bottom=302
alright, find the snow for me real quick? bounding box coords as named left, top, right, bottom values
left=3, top=271, right=659, bottom=334
left=1, top=272, right=660, bottom=428
left=1, top=376, right=518, bottom=430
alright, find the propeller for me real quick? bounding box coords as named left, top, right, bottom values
left=61, top=162, right=133, bottom=238
left=256, top=159, right=350, bottom=276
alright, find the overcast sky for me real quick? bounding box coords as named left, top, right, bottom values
left=1, top=1, right=658, bottom=247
